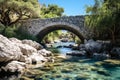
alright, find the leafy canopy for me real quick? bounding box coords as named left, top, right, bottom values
left=85, top=0, right=120, bottom=42
left=40, top=4, right=64, bottom=18
left=0, top=0, right=40, bottom=26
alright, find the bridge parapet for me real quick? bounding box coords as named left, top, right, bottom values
left=21, top=16, right=93, bottom=42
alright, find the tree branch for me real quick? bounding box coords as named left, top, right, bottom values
left=9, top=15, right=22, bottom=26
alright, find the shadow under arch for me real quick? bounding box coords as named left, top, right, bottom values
left=37, top=22, right=85, bottom=43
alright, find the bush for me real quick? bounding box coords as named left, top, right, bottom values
left=47, top=47, right=59, bottom=53
left=0, top=24, right=5, bottom=34
left=0, top=24, right=38, bottom=42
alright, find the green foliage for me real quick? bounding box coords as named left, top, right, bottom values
left=47, top=47, right=59, bottom=53
left=85, top=0, right=120, bottom=43
left=0, top=24, right=5, bottom=33
left=4, top=26, right=17, bottom=38
left=0, top=24, right=38, bottom=41
left=0, top=0, right=40, bottom=36
left=43, top=30, right=63, bottom=43
left=15, top=29, right=38, bottom=41
left=0, top=0, right=40, bottom=26
left=40, top=4, right=64, bottom=18
left=40, top=4, right=64, bottom=43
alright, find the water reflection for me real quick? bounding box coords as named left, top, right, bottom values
left=0, top=72, right=21, bottom=80
left=52, top=41, right=78, bottom=54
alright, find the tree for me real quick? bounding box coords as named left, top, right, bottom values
left=85, top=0, right=120, bottom=44
left=40, top=4, right=64, bottom=18
left=0, top=0, right=40, bottom=34
left=40, top=4, right=64, bottom=43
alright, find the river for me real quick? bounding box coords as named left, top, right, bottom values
left=52, top=41, right=78, bottom=54
left=20, top=42, right=120, bottom=80
left=1, top=42, right=120, bottom=80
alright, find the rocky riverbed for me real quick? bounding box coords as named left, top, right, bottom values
left=0, top=34, right=54, bottom=79
left=0, top=34, right=120, bottom=80
left=66, top=39, right=120, bottom=60
left=19, top=55, right=120, bottom=80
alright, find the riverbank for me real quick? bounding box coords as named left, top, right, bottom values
left=0, top=34, right=54, bottom=80
left=0, top=34, right=120, bottom=80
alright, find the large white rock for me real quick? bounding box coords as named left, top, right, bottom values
left=22, top=40, right=43, bottom=50
left=9, top=37, right=37, bottom=57
left=29, top=53, right=47, bottom=64
left=1, top=61, right=26, bottom=73
left=9, top=38, right=22, bottom=43
left=0, top=35, right=22, bottom=62
left=38, top=49, right=52, bottom=57
left=18, top=44, right=37, bottom=56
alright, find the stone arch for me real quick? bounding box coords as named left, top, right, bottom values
left=37, top=22, right=85, bottom=43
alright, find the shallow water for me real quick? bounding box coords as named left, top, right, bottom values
left=1, top=42, right=120, bottom=80
left=20, top=41, right=120, bottom=80
left=21, top=56, right=120, bottom=80
left=53, top=42, right=78, bottom=55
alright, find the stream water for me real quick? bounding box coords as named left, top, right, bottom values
left=1, top=42, right=120, bottom=80
left=20, top=42, right=120, bottom=80
left=52, top=41, right=78, bottom=54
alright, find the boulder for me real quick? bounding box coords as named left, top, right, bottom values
left=9, top=37, right=38, bottom=57
left=38, top=49, right=52, bottom=57
left=1, top=61, right=26, bottom=73
left=0, top=35, right=22, bottom=62
left=79, top=44, right=86, bottom=51
left=85, top=39, right=103, bottom=54
left=24, top=57, right=32, bottom=64
left=19, top=55, right=27, bottom=62
left=22, top=40, right=43, bottom=50
left=110, top=47, right=120, bottom=59
left=66, top=51, right=86, bottom=56
left=93, top=52, right=110, bottom=60
left=18, top=44, right=37, bottom=56
left=97, top=40, right=112, bottom=51
left=29, top=53, right=47, bottom=64
left=9, top=38, right=22, bottom=43
left=19, top=55, right=33, bottom=64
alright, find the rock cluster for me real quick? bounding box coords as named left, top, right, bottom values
left=0, top=35, right=53, bottom=73
left=67, top=39, right=120, bottom=60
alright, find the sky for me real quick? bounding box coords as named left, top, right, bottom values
left=38, top=0, right=95, bottom=16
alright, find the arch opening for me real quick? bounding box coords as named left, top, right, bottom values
left=42, top=30, right=81, bottom=44
left=37, top=24, right=85, bottom=43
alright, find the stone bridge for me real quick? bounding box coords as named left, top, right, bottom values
left=21, top=16, right=93, bottom=42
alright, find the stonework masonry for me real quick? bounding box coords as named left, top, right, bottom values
left=21, top=16, right=93, bottom=42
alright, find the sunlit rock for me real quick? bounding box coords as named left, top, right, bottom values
left=18, top=44, right=37, bottom=56
left=9, top=38, right=22, bottom=44
left=29, top=53, right=47, bottom=64
left=55, top=55, right=67, bottom=59
left=0, top=35, right=22, bottom=62
left=104, top=59, right=120, bottom=66
left=1, top=61, right=26, bottom=73
left=22, top=39, right=43, bottom=50
left=38, top=49, right=52, bottom=57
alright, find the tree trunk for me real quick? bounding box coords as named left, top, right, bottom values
left=111, top=31, right=116, bottom=45
left=109, top=28, right=116, bottom=45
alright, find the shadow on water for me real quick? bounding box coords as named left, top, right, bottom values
left=61, top=56, right=102, bottom=64
left=0, top=71, right=21, bottom=80
left=0, top=62, right=22, bottom=80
